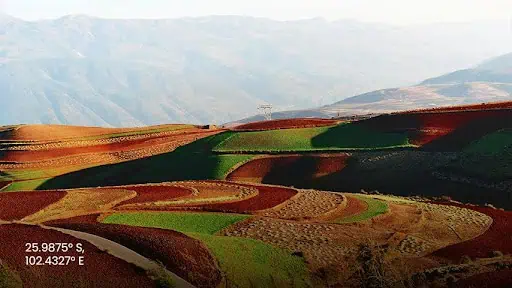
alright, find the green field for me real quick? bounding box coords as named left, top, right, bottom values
left=1, top=178, right=51, bottom=192
left=192, top=234, right=312, bottom=288
left=37, top=134, right=255, bottom=190
left=102, top=212, right=250, bottom=235
left=464, top=129, right=512, bottom=155
left=443, top=129, right=512, bottom=180
left=102, top=212, right=311, bottom=288
left=214, top=123, right=414, bottom=152
left=336, top=195, right=388, bottom=223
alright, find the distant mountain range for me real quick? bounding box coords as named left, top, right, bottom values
left=1, top=14, right=511, bottom=126
left=234, top=51, right=512, bottom=124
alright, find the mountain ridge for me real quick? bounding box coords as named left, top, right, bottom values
left=1, top=15, right=511, bottom=126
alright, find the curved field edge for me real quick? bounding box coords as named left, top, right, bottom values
left=0, top=190, right=67, bottom=221
left=0, top=224, right=157, bottom=288
left=430, top=203, right=512, bottom=260
left=191, top=233, right=313, bottom=288
left=3, top=124, right=194, bottom=142
left=46, top=223, right=213, bottom=288
left=99, top=211, right=312, bottom=287
left=335, top=195, right=389, bottom=223
left=213, top=124, right=415, bottom=153
left=102, top=212, right=251, bottom=235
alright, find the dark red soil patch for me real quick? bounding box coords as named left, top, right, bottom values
left=43, top=213, right=101, bottom=225
left=0, top=191, right=67, bottom=221
left=50, top=222, right=221, bottom=288
left=399, top=101, right=512, bottom=114
left=430, top=202, right=512, bottom=261
left=0, top=130, right=213, bottom=162
left=116, top=185, right=193, bottom=206
left=358, top=109, right=512, bottom=148
left=0, top=181, right=11, bottom=190
left=454, top=269, right=512, bottom=288
left=226, top=154, right=349, bottom=187
left=201, top=182, right=297, bottom=213
left=337, top=195, right=368, bottom=219
left=232, top=118, right=339, bottom=131
left=0, top=224, right=154, bottom=288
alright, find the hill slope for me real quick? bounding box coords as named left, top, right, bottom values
left=1, top=15, right=511, bottom=126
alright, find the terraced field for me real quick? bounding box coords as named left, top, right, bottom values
left=215, top=123, right=414, bottom=153
left=1, top=103, right=512, bottom=287
left=335, top=194, right=388, bottom=223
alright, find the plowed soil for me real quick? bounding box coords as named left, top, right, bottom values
left=22, top=189, right=136, bottom=223
left=0, top=191, right=67, bottom=221
left=226, top=154, right=349, bottom=184
left=44, top=213, right=101, bottom=225
left=232, top=118, right=339, bottom=131
left=202, top=183, right=297, bottom=213
left=335, top=195, right=368, bottom=219
left=50, top=222, right=222, bottom=288
left=431, top=203, right=512, bottom=260
left=258, top=190, right=345, bottom=220
left=0, top=132, right=203, bottom=162
left=454, top=269, right=512, bottom=288
left=8, top=124, right=183, bottom=141
left=0, top=224, right=154, bottom=288
left=116, top=185, right=194, bottom=206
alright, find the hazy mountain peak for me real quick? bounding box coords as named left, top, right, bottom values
left=1, top=16, right=512, bottom=127
left=477, top=52, right=512, bottom=73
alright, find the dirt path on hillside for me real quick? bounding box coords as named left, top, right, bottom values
left=41, top=224, right=196, bottom=288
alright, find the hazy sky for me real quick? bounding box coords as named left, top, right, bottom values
left=1, top=0, right=511, bottom=25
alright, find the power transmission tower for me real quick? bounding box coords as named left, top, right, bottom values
left=258, top=104, right=273, bottom=120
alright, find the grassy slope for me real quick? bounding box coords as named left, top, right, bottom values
left=102, top=212, right=312, bottom=288
left=215, top=123, right=413, bottom=152
left=36, top=133, right=254, bottom=190
left=103, top=212, right=250, bottom=235
left=192, top=233, right=312, bottom=288
left=336, top=195, right=388, bottom=223
left=445, top=129, right=512, bottom=180
left=1, top=178, right=51, bottom=192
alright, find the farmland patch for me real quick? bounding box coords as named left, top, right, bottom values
left=0, top=190, right=66, bottom=221
left=102, top=212, right=250, bottom=235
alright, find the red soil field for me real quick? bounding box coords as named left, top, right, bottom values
left=398, top=101, right=512, bottom=114
left=359, top=109, right=512, bottom=147
left=232, top=118, right=339, bottom=131
left=430, top=203, right=512, bottom=261
left=50, top=222, right=221, bottom=288
left=8, top=124, right=186, bottom=141
left=0, top=191, right=67, bottom=221
left=115, top=185, right=193, bottom=206
left=201, top=183, right=297, bottom=213
left=336, top=195, right=368, bottom=219
left=0, top=224, right=154, bottom=288
left=226, top=154, right=349, bottom=185
left=0, top=181, right=10, bottom=190
left=44, top=213, right=101, bottom=225
left=0, top=130, right=215, bottom=162
left=454, top=269, right=512, bottom=288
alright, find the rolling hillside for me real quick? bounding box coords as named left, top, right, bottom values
left=233, top=52, right=512, bottom=124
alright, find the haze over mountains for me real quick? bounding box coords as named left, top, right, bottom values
left=1, top=13, right=511, bottom=126
left=236, top=52, right=512, bottom=123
